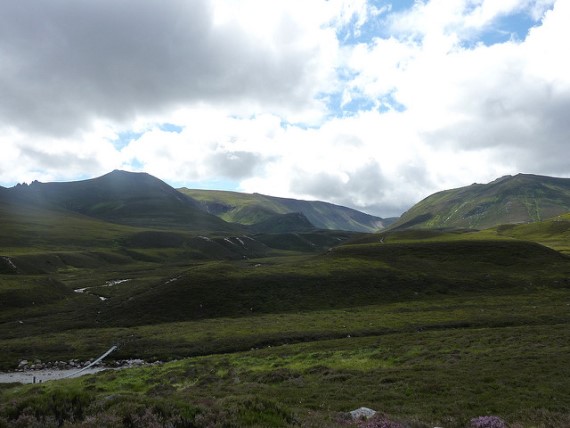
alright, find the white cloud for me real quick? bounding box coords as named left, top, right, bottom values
left=388, top=0, right=550, bottom=41
left=1, top=0, right=567, bottom=218
left=0, top=0, right=343, bottom=137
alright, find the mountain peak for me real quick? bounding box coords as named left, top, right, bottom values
left=99, top=169, right=152, bottom=182
left=106, top=169, right=148, bottom=177
left=390, top=173, right=570, bottom=231
left=7, top=170, right=238, bottom=232
left=491, top=174, right=513, bottom=183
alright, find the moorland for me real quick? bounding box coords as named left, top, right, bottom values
left=0, top=171, right=569, bottom=427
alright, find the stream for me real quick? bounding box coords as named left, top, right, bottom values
left=74, top=279, right=131, bottom=300
left=0, top=368, right=111, bottom=384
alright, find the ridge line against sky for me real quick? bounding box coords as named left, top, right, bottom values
left=0, top=0, right=568, bottom=217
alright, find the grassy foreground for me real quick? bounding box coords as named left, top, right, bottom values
left=1, top=286, right=570, bottom=427
left=1, top=224, right=570, bottom=426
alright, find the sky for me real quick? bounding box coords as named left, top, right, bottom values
left=0, top=0, right=568, bottom=218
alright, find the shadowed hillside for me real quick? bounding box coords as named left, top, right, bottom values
left=248, top=212, right=316, bottom=233
left=7, top=170, right=240, bottom=232
left=44, top=238, right=570, bottom=328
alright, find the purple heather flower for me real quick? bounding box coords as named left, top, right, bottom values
left=469, top=415, right=507, bottom=428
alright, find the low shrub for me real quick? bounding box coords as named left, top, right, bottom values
left=469, top=415, right=506, bottom=428
left=357, top=413, right=405, bottom=428
left=3, top=387, right=92, bottom=426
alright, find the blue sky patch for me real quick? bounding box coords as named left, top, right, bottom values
left=112, top=123, right=182, bottom=150
left=379, top=92, right=406, bottom=113
left=158, top=123, right=184, bottom=133
left=112, top=130, right=145, bottom=150
left=477, top=11, right=537, bottom=46
left=322, top=88, right=405, bottom=118
left=336, top=0, right=417, bottom=46
left=342, top=96, right=377, bottom=115
left=127, top=159, right=144, bottom=170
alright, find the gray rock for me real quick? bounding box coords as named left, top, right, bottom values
left=350, top=407, right=377, bottom=420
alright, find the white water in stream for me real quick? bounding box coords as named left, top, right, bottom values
left=0, top=368, right=110, bottom=384
left=73, top=279, right=131, bottom=297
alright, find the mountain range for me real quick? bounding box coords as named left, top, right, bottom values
left=179, top=188, right=392, bottom=232
left=3, top=170, right=389, bottom=234
left=5, top=170, right=235, bottom=232
left=3, top=171, right=570, bottom=240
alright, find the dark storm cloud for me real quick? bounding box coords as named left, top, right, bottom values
left=290, top=162, right=394, bottom=213
left=206, top=151, right=263, bottom=180
left=424, top=76, right=570, bottom=176
left=19, top=145, right=102, bottom=173
left=289, top=160, right=437, bottom=217
left=291, top=171, right=347, bottom=199
left=0, top=0, right=319, bottom=136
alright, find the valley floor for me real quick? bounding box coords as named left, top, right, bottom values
left=1, top=236, right=570, bottom=426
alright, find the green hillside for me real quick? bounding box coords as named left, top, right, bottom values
left=390, top=173, right=570, bottom=231
left=2, top=172, right=570, bottom=426
left=248, top=212, right=315, bottom=233
left=479, top=212, right=570, bottom=255
left=8, top=170, right=239, bottom=233
left=180, top=188, right=389, bottom=232
left=0, top=192, right=141, bottom=252
left=0, top=179, right=363, bottom=338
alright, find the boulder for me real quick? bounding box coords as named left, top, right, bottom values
left=350, top=407, right=377, bottom=420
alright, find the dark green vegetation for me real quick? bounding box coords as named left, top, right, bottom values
left=6, top=170, right=237, bottom=232
left=180, top=188, right=392, bottom=232
left=391, top=174, right=570, bottom=231
left=1, top=171, right=570, bottom=426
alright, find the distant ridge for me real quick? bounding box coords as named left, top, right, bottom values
left=179, top=188, right=389, bottom=233
left=3, top=170, right=388, bottom=234
left=390, top=173, right=570, bottom=230
left=7, top=170, right=239, bottom=232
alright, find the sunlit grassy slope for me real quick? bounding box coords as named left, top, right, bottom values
left=383, top=212, right=570, bottom=255
left=487, top=212, right=570, bottom=255
left=390, top=173, right=570, bottom=230
left=180, top=188, right=389, bottom=232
